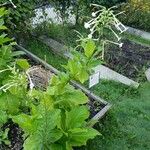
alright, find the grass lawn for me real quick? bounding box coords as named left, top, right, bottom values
left=26, top=37, right=150, bottom=150
left=122, top=32, right=150, bottom=47
left=33, top=23, right=150, bottom=48
left=26, top=38, right=67, bottom=71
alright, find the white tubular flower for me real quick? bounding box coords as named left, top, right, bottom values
left=119, top=43, right=123, bottom=48
left=92, top=12, right=96, bottom=17
left=88, top=34, right=93, bottom=39
left=84, top=22, right=90, bottom=29
left=30, top=82, right=34, bottom=90
left=26, top=71, right=34, bottom=90
left=9, top=0, right=17, bottom=8
left=90, top=28, right=94, bottom=32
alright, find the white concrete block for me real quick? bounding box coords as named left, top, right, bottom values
left=145, top=68, right=150, bottom=81
left=93, top=65, right=139, bottom=88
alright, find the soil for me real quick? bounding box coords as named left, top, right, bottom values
left=106, top=39, right=150, bottom=81
left=88, top=98, right=105, bottom=119
left=0, top=120, right=24, bottom=150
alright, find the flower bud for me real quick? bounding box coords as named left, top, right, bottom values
left=84, top=22, right=90, bottom=29
left=88, top=34, right=93, bottom=39
left=92, top=12, right=96, bottom=17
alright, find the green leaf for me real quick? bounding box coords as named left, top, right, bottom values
left=12, top=51, right=25, bottom=57
left=50, top=144, right=64, bottom=150
left=16, top=59, right=30, bottom=70
left=84, top=40, right=96, bottom=58
left=0, top=34, right=12, bottom=45
left=65, top=106, right=89, bottom=130
left=0, top=93, right=20, bottom=115
left=78, top=69, right=89, bottom=83
left=47, top=129, right=63, bottom=143
left=12, top=114, right=35, bottom=134
left=0, top=25, right=7, bottom=30
left=68, top=128, right=100, bottom=146
left=0, top=8, right=8, bottom=17
left=54, top=86, right=88, bottom=109
left=67, top=60, right=80, bottom=75
left=24, top=135, right=42, bottom=150
left=0, top=110, right=8, bottom=127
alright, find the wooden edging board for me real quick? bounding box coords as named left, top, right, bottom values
left=16, top=44, right=112, bottom=124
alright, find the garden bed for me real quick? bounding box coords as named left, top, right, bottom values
left=106, top=39, right=150, bottom=81
left=0, top=120, right=23, bottom=150
left=16, top=44, right=111, bottom=123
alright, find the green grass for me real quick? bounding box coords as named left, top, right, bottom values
left=33, top=23, right=88, bottom=47
left=27, top=24, right=150, bottom=150
left=34, top=22, right=150, bottom=49
left=122, top=32, right=150, bottom=47
left=103, top=28, right=150, bottom=47
left=80, top=82, right=150, bottom=150
left=26, top=38, right=67, bottom=71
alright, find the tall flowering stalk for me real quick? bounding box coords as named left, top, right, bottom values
left=84, top=4, right=128, bottom=59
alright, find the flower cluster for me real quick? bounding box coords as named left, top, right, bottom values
left=84, top=5, right=128, bottom=48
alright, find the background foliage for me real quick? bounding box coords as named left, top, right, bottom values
left=120, top=0, right=150, bottom=31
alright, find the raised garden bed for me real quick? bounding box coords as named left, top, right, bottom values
left=31, top=35, right=139, bottom=87
left=16, top=44, right=111, bottom=123
left=34, top=34, right=150, bottom=82
left=106, top=39, right=150, bottom=80
left=0, top=45, right=111, bottom=150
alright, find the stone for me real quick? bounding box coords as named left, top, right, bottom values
left=93, top=65, right=139, bottom=88
left=126, top=26, right=150, bottom=41
left=145, top=68, right=150, bottom=81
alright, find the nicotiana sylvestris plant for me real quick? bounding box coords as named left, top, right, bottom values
left=12, top=39, right=101, bottom=150
left=84, top=4, right=128, bottom=59
left=0, top=7, right=30, bottom=146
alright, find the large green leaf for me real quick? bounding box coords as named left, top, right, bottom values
left=77, top=69, right=89, bottom=83
left=22, top=109, right=62, bottom=150
left=16, top=59, right=30, bottom=70
left=0, top=34, right=12, bottom=45
left=0, top=25, right=7, bottom=30
left=67, top=59, right=81, bottom=76
left=0, top=46, right=12, bottom=67
left=47, top=129, right=63, bottom=143
left=0, top=110, right=8, bottom=127
left=54, top=86, right=88, bottom=109
left=68, top=128, right=100, bottom=146
left=0, top=93, right=20, bottom=115
left=12, top=114, right=35, bottom=134
left=65, top=106, right=89, bottom=130
left=24, top=129, right=63, bottom=150
left=49, top=144, right=64, bottom=150
left=0, top=8, right=8, bottom=17
left=24, top=135, right=43, bottom=150
left=84, top=40, right=96, bottom=58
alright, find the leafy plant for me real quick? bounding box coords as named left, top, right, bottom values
left=64, top=39, right=100, bottom=83
left=0, top=7, right=31, bottom=146
left=1, top=0, right=35, bottom=32
left=13, top=103, right=99, bottom=150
